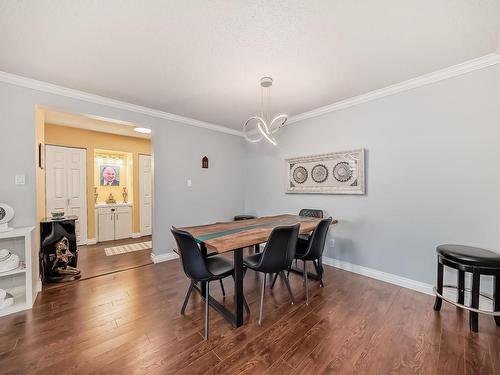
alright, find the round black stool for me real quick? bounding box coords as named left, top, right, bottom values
left=433, top=244, right=500, bottom=332
left=234, top=215, right=256, bottom=221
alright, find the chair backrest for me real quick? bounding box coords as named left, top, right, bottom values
left=171, top=228, right=211, bottom=281
left=256, top=224, right=299, bottom=273
left=299, top=209, right=323, bottom=218
left=303, top=217, right=333, bottom=260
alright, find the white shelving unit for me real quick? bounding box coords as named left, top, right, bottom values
left=0, top=226, right=35, bottom=317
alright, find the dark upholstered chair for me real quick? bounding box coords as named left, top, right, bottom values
left=298, top=209, right=324, bottom=218
left=171, top=228, right=249, bottom=340
left=433, top=244, right=500, bottom=332
left=279, top=218, right=332, bottom=305
left=243, top=224, right=299, bottom=325
left=297, top=209, right=324, bottom=252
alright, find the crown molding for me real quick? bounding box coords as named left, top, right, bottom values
left=2, top=53, right=499, bottom=135
left=288, top=53, right=500, bottom=125
left=0, top=70, right=243, bottom=137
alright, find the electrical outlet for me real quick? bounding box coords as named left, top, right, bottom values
left=329, top=239, right=336, bottom=248
left=187, top=179, right=192, bottom=187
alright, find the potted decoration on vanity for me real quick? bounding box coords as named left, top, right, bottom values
left=122, top=187, right=128, bottom=203
left=106, top=193, right=116, bottom=204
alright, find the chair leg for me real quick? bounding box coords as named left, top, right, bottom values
left=258, top=274, right=266, bottom=325
left=280, top=271, right=296, bottom=304
left=204, top=281, right=210, bottom=340
left=181, top=280, right=194, bottom=315
left=303, top=261, right=309, bottom=305
left=494, top=275, right=500, bottom=327
left=433, top=261, right=444, bottom=311
left=270, top=272, right=279, bottom=289
left=219, top=279, right=226, bottom=297
left=457, top=269, right=465, bottom=305
left=470, top=269, right=480, bottom=332
left=313, top=259, right=324, bottom=288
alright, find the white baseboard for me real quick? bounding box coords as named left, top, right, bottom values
left=322, top=257, right=434, bottom=296
left=150, top=251, right=179, bottom=264
left=86, top=238, right=97, bottom=245
left=131, top=232, right=142, bottom=239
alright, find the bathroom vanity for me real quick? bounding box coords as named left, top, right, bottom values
left=95, top=203, right=132, bottom=242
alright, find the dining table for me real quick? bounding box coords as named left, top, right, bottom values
left=178, top=214, right=338, bottom=328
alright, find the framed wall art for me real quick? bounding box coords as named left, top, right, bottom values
left=285, top=149, right=365, bottom=194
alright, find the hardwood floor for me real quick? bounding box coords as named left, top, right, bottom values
left=1, top=255, right=499, bottom=374
left=45, top=236, right=153, bottom=288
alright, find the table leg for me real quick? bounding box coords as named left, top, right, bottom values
left=234, top=248, right=244, bottom=327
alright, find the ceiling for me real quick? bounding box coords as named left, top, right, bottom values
left=1, top=1, right=499, bottom=130
left=44, top=109, right=151, bottom=139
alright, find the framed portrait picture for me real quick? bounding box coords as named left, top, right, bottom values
left=285, top=149, right=365, bottom=194
left=100, top=165, right=121, bottom=186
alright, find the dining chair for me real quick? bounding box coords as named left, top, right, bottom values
left=280, top=217, right=332, bottom=305
left=243, top=224, right=299, bottom=325
left=296, top=209, right=324, bottom=266
left=171, top=228, right=249, bottom=340
left=298, top=208, right=324, bottom=218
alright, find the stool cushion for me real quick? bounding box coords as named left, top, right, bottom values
left=437, top=244, right=500, bottom=267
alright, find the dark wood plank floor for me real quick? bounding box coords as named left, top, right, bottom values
left=1, top=254, right=498, bottom=374
left=45, top=236, right=153, bottom=288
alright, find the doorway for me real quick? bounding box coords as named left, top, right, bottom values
left=45, top=145, right=88, bottom=245
left=38, top=108, right=154, bottom=285
left=139, top=154, right=153, bottom=236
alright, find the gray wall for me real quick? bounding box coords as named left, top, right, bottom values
left=244, top=64, right=500, bottom=285
left=0, top=81, right=244, bottom=256
left=153, top=121, right=245, bottom=253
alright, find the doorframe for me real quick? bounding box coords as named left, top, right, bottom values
left=139, top=153, right=153, bottom=237
left=45, top=144, right=89, bottom=245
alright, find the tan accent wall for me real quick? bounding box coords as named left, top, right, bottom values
left=44, top=124, right=151, bottom=239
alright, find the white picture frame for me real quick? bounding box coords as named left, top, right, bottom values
left=285, top=149, right=365, bottom=194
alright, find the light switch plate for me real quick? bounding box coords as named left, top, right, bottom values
left=15, top=174, right=26, bottom=185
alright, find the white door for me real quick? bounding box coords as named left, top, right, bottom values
left=46, top=145, right=88, bottom=245
left=139, top=154, right=152, bottom=236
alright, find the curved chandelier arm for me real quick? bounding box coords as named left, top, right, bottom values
left=243, top=116, right=263, bottom=143
left=269, top=114, right=288, bottom=134
left=257, top=121, right=277, bottom=146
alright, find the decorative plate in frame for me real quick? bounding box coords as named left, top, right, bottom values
left=285, top=149, right=365, bottom=194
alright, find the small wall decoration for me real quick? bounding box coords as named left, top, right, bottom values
left=202, top=156, right=209, bottom=169
left=285, top=149, right=365, bottom=194
left=100, top=165, right=121, bottom=186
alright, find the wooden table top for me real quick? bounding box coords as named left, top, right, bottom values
left=178, top=214, right=338, bottom=253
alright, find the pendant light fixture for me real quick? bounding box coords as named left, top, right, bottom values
left=243, top=77, right=287, bottom=146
